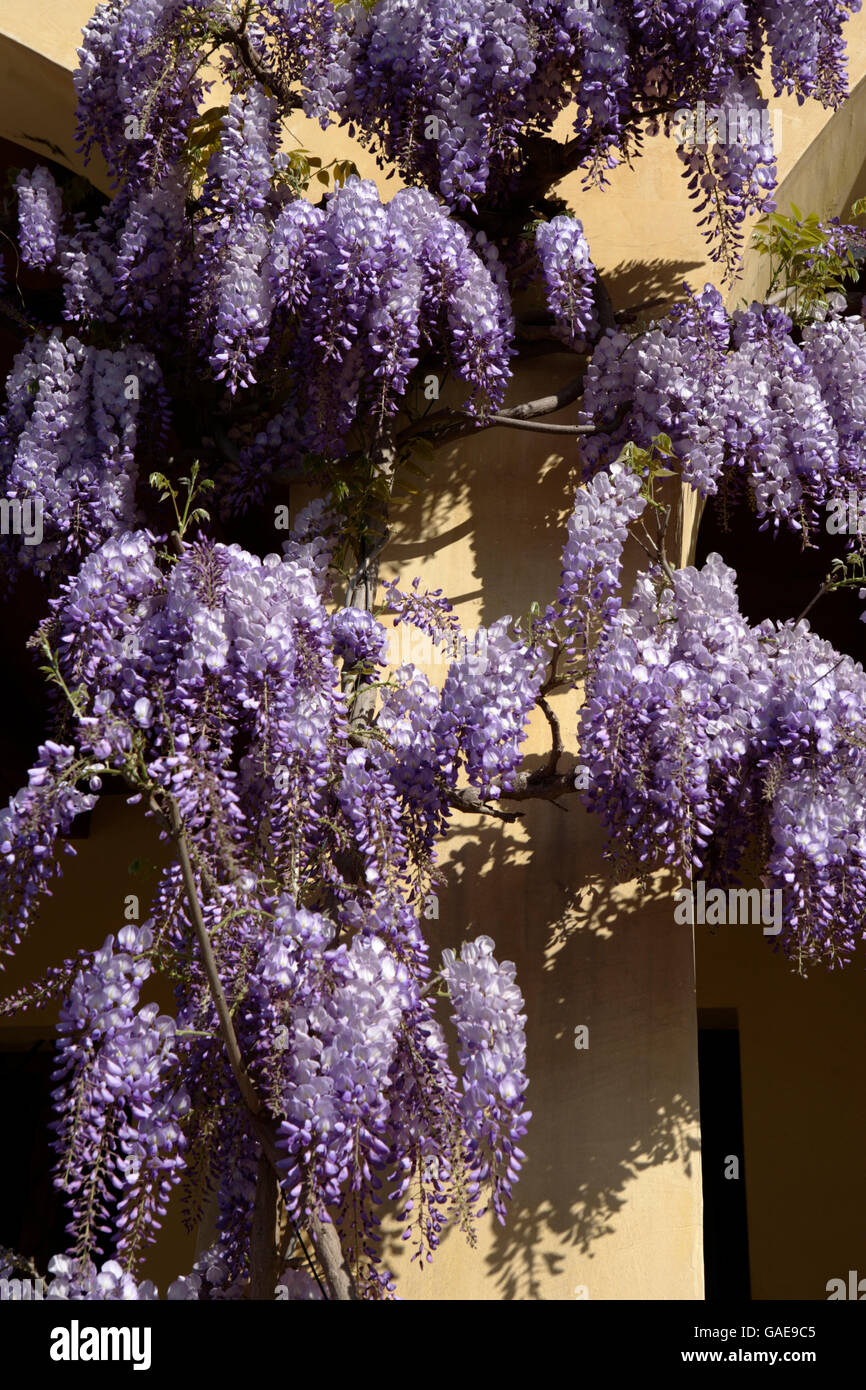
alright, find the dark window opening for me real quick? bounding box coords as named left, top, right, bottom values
left=0, top=1040, right=69, bottom=1275
left=695, top=486, right=866, bottom=665
left=697, top=1011, right=751, bottom=1300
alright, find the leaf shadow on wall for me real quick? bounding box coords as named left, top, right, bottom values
left=384, top=339, right=706, bottom=1298
left=381, top=786, right=702, bottom=1301
left=604, top=257, right=708, bottom=321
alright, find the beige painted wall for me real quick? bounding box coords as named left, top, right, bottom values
left=2, top=3, right=866, bottom=1301
left=696, top=913, right=866, bottom=1301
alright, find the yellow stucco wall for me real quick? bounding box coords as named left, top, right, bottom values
left=2, top=3, right=866, bottom=1301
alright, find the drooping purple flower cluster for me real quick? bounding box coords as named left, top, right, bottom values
left=74, top=0, right=210, bottom=183
left=437, top=617, right=546, bottom=797
left=15, top=167, right=64, bottom=269
left=330, top=606, right=390, bottom=669
left=195, top=86, right=278, bottom=391
left=677, top=74, right=778, bottom=272
left=0, top=333, right=164, bottom=580
left=557, top=460, right=647, bottom=659
left=578, top=549, right=866, bottom=969
left=52, top=924, right=188, bottom=1263
left=258, top=0, right=344, bottom=125
left=0, top=742, right=96, bottom=956
left=334, top=0, right=786, bottom=232
left=535, top=216, right=598, bottom=347
left=2, top=157, right=513, bottom=540
left=337, top=0, right=536, bottom=209
left=441, top=935, right=530, bottom=1222
left=580, top=287, right=866, bottom=536
left=0, top=528, right=535, bottom=1288
left=71, top=1, right=859, bottom=273
left=382, top=574, right=463, bottom=656
left=283, top=182, right=513, bottom=445
left=758, top=0, right=860, bottom=107
left=115, top=176, right=191, bottom=322
left=274, top=929, right=413, bottom=1210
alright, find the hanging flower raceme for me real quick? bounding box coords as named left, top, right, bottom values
left=9, top=159, right=513, bottom=506
left=269, top=181, right=513, bottom=449
left=74, top=0, right=211, bottom=183
left=441, top=935, right=530, bottom=1222
left=436, top=617, right=546, bottom=797
left=15, top=167, right=64, bottom=269
left=757, top=0, right=859, bottom=106
left=579, top=287, right=866, bottom=538
left=675, top=73, right=778, bottom=272
left=578, top=549, right=866, bottom=969
left=51, top=923, right=188, bottom=1264
left=556, top=460, right=647, bottom=663
left=0, top=334, right=165, bottom=584
left=535, top=216, right=598, bottom=348
left=195, top=86, right=279, bottom=392
left=0, top=742, right=96, bottom=957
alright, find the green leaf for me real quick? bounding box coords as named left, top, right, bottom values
left=185, top=105, right=228, bottom=144
left=148, top=471, right=172, bottom=496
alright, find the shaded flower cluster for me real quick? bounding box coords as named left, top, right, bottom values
left=0, top=333, right=164, bottom=582
left=52, top=924, right=188, bottom=1263
left=15, top=167, right=64, bottom=269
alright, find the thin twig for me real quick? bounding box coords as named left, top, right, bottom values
left=797, top=580, right=832, bottom=623
left=655, top=503, right=678, bottom=586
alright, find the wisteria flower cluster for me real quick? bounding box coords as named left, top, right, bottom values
left=71, top=2, right=859, bottom=267
left=0, top=333, right=164, bottom=580
left=2, top=0, right=866, bottom=1306
left=578, top=550, right=866, bottom=971
left=441, top=935, right=530, bottom=1222
left=5, top=164, right=513, bottom=493
left=557, top=459, right=648, bottom=659
left=579, top=286, right=866, bottom=536
left=535, top=216, right=598, bottom=347
left=15, top=167, right=64, bottom=269
left=51, top=925, right=188, bottom=1265
left=0, top=521, right=538, bottom=1295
